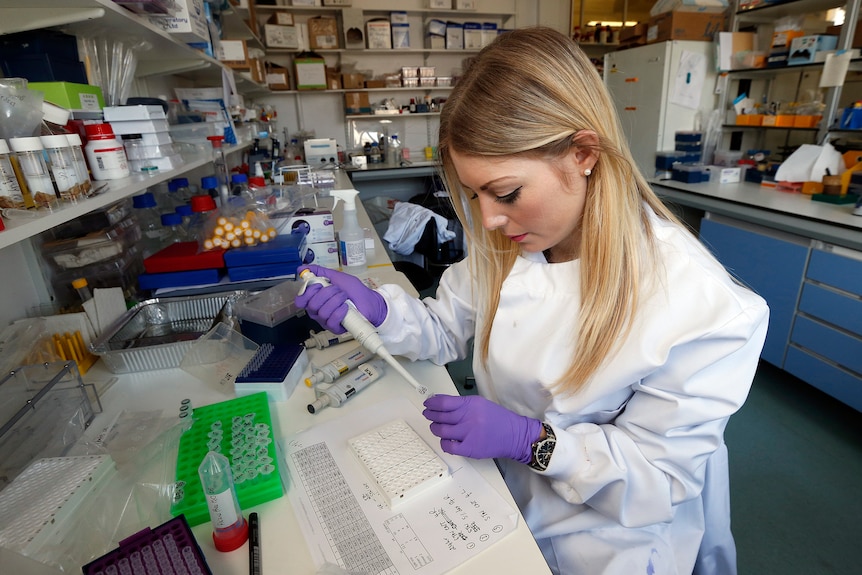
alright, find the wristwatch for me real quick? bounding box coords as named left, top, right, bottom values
left=528, top=423, right=556, bottom=471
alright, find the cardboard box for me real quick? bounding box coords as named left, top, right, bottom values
left=619, top=23, right=648, bottom=46
left=216, top=39, right=249, bottom=67
left=147, top=0, right=209, bottom=44
left=265, top=24, right=299, bottom=49
left=344, top=91, right=371, bottom=114
left=294, top=57, right=327, bottom=90
left=28, top=81, right=105, bottom=110
left=427, top=0, right=451, bottom=8
left=342, top=73, right=365, bottom=89
left=308, top=16, right=339, bottom=49
left=647, top=9, right=727, bottom=44
left=266, top=66, right=291, bottom=90
left=268, top=11, right=294, bottom=26
left=717, top=32, right=756, bottom=70
left=326, top=67, right=341, bottom=90
left=367, top=19, right=392, bottom=49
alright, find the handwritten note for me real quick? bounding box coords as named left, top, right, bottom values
left=284, top=398, right=519, bottom=575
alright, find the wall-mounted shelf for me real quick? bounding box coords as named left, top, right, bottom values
left=346, top=112, right=441, bottom=120
left=0, top=0, right=263, bottom=94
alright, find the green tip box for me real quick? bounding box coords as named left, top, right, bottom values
left=28, top=82, right=105, bottom=110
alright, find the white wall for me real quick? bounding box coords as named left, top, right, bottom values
left=250, top=0, right=568, bottom=158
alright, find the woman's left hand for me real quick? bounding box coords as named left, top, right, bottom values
left=422, top=394, right=542, bottom=464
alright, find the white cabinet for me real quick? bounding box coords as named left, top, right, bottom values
left=604, top=40, right=719, bottom=176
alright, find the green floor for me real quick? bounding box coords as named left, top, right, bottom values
left=444, top=353, right=862, bottom=574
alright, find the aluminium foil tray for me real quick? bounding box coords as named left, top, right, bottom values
left=89, top=291, right=246, bottom=373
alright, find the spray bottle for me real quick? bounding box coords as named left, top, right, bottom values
left=330, top=189, right=366, bottom=274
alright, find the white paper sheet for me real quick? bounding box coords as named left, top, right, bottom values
left=284, top=397, right=520, bottom=575
left=671, top=50, right=707, bottom=110
left=820, top=51, right=852, bottom=88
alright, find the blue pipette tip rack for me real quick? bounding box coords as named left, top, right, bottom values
left=236, top=343, right=304, bottom=383
left=235, top=344, right=309, bottom=402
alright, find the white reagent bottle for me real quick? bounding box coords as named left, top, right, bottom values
left=331, top=189, right=367, bottom=273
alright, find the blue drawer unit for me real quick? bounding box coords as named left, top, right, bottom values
left=797, top=283, right=862, bottom=339
left=791, top=315, right=862, bottom=375
left=699, top=216, right=809, bottom=367
left=785, top=346, right=862, bottom=413
left=806, top=248, right=862, bottom=295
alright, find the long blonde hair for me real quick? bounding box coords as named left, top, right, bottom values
left=437, top=27, right=680, bottom=395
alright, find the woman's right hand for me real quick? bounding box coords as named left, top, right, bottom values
left=294, top=265, right=388, bottom=334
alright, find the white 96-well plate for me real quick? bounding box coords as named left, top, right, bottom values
left=349, top=419, right=449, bottom=508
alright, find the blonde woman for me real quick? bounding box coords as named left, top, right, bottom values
left=296, top=27, right=768, bottom=575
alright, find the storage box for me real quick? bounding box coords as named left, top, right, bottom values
left=344, top=91, right=371, bottom=114
left=295, top=56, right=327, bottom=90
left=788, top=35, right=838, bottom=66
left=367, top=19, right=392, bottom=49
left=274, top=207, right=335, bottom=242
left=342, top=8, right=365, bottom=49
left=2, top=55, right=87, bottom=84
left=427, top=0, right=451, bottom=7
left=481, top=22, right=498, bottom=47
left=216, top=39, right=249, bottom=67
left=268, top=11, right=294, bottom=26
left=464, top=22, right=482, bottom=49
left=266, top=66, right=291, bottom=90
left=717, top=31, right=756, bottom=70
left=455, top=0, right=477, bottom=9
left=446, top=21, right=464, bottom=49
left=308, top=16, right=339, bottom=49
left=647, top=9, right=727, bottom=43
left=342, top=72, right=365, bottom=89
left=392, top=23, right=410, bottom=49
left=28, top=81, right=104, bottom=110
left=147, top=0, right=210, bottom=44
left=265, top=24, right=299, bottom=49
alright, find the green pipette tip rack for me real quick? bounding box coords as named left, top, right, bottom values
left=171, top=392, right=283, bottom=527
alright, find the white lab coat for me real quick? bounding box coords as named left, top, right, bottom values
left=375, top=210, right=769, bottom=575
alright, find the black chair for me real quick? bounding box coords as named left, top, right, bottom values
left=407, top=191, right=465, bottom=278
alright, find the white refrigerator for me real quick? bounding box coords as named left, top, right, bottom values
left=604, top=40, right=718, bottom=176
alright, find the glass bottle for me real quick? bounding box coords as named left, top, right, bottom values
left=84, top=123, right=130, bottom=181
left=161, top=212, right=188, bottom=244
left=132, top=191, right=169, bottom=258
left=207, top=135, right=231, bottom=207
left=9, top=136, right=56, bottom=207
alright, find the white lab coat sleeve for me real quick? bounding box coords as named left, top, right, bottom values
left=373, top=259, right=477, bottom=365
left=542, top=301, right=769, bottom=528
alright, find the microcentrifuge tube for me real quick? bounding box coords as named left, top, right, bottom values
left=198, top=451, right=248, bottom=552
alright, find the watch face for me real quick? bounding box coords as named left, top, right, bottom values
left=535, top=441, right=554, bottom=470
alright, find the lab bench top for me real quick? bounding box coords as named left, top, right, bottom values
left=345, top=160, right=440, bottom=182
left=651, top=178, right=862, bottom=252
left=67, top=190, right=551, bottom=575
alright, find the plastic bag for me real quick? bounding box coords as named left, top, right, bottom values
left=0, top=78, right=44, bottom=140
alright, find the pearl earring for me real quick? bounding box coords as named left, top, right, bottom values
left=583, top=168, right=592, bottom=177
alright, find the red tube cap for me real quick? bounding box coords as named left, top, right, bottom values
left=212, top=517, right=248, bottom=552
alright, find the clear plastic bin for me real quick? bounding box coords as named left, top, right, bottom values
left=40, top=216, right=141, bottom=271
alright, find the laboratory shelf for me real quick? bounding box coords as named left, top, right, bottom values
left=0, top=0, right=263, bottom=92
left=346, top=112, right=441, bottom=119
left=736, top=0, right=848, bottom=21
left=0, top=142, right=248, bottom=251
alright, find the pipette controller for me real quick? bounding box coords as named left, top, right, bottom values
left=307, top=358, right=387, bottom=413
left=304, top=329, right=355, bottom=350
left=299, top=269, right=429, bottom=395
left=305, top=345, right=373, bottom=387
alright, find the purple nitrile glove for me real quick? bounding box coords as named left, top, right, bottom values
left=422, top=394, right=542, bottom=464
left=294, top=264, right=388, bottom=335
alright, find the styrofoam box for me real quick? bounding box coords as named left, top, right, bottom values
left=103, top=105, right=167, bottom=122
left=109, top=119, right=170, bottom=135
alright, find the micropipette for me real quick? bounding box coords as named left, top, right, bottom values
left=305, top=345, right=374, bottom=387
left=299, top=269, right=429, bottom=395
left=307, top=358, right=387, bottom=413
left=304, top=329, right=355, bottom=350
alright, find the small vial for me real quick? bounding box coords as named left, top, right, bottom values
left=0, top=139, right=27, bottom=209
left=41, top=135, right=80, bottom=201
left=198, top=451, right=248, bottom=552
left=65, top=133, right=92, bottom=196
left=72, top=277, right=92, bottom=303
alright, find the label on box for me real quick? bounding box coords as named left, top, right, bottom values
left=304, top=240, right=340, bottom=269
left=79, top=93, right=101, bottom=111
left=265, top=24, right=299, bottom=49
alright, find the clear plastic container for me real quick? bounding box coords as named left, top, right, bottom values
left=40, top=216, right=141, bottom=271
left=132, top=191, right=169, bottom=258
left=8, top=136, right=57, bottom=207
left=40, top=134, right=82, bottom=201
left=65, top=133, right=93, bottom=197
left=0, top=139, right=27, bottom=210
